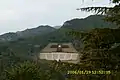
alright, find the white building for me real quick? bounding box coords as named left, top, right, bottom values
left=39, top=43, right=79, bottom=63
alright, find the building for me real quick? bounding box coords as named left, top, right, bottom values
left=39, top=43, right=79, bottom=63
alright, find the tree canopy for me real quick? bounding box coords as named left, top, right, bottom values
left=78, top=0, right=120, bottom=26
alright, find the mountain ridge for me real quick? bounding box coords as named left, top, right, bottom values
left=0, top=15, right=118, bottom=42
left=0, top=25, right=56, bottom=41
left=61, top=15, right=117, bottom=30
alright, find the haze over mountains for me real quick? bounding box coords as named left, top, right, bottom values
left=0, top=25, right=56, bottom=41
left=0, top=15, right=117, bottom=42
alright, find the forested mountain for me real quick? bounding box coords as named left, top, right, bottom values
left=0, top=15, right=120, bottom=80
left=0, top=15, right=118, bottom=42
left=0, top=25, right=56, bottom=42
left=62, top=15, right=117, bottom=30
left=0, top=15, right=118, bottom=61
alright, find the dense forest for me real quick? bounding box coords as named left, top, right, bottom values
left=1, top=28, right=120, bottom=80
left=0, top=0, right=120, bottom=80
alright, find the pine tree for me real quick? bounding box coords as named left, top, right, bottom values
left=77, top=0, right=120, bottom=26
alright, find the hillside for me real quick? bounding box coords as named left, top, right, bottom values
left=0, top=15, right=118, bottom=57
left=61, top=15, right=117, bottom=30
left=0, top=15, right=120, bottom=80
left=0, top=25, right=56, bottom=42
left=0, top=15, right=117, bottom=42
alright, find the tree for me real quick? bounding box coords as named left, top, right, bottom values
left=77, top=0, right=120, bottom=26
left=1, top=61, right=65, bottom=80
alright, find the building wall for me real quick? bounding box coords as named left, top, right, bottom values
left=39, top=52, right=79, bottom=61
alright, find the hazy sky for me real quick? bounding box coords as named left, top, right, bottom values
left=0, top=0, right=114, bottom=34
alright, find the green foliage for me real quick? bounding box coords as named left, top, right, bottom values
left=4, top=61, right=42, bottom=80
left=0, top=12, right=120, bottom=80
left=62, top=15, right=117, bottom=30
left=80, top=7, right=111, bottom=14
left=1, top=61, right=65, bottom=80
left=79, top=0, right=120, bottom=26
left=67, top=27, right=120, bottom=79
left=82, top=28, right=115, bottom=49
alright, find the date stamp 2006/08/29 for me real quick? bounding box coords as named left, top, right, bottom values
left=67, top=70, right=111, bottom=75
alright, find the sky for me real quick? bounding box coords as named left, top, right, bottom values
left=0, top=0, right=114, bottom=35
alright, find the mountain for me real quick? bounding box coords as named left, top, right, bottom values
left=61, top=15, right=117, bottom=30
left=0, top=15, right=117, bottom=42
left=0, top=25, right=56, bottom=42
left=0, top=32, right=19, bottom=41
left=54, top=26, right=62, bottom=29
left=16, top=25, right=56, bottom=37
left=0, top=15, right=119, bottom=76
left=0, top=15, right=118, bottom=56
